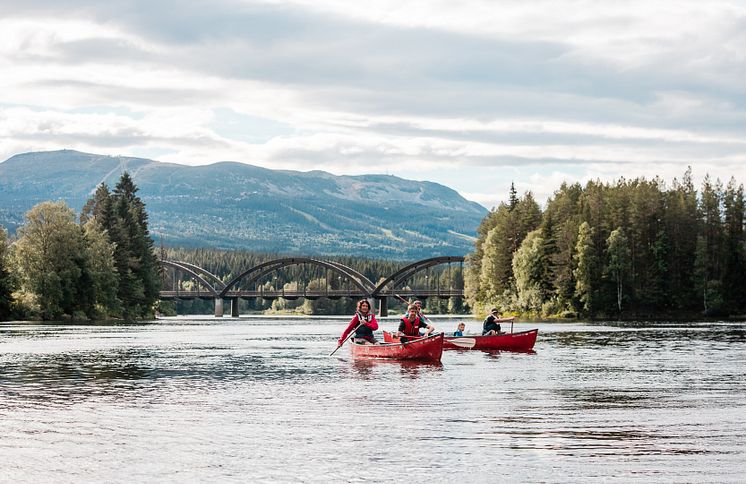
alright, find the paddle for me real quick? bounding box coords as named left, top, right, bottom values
left=329, top=311, right=365, bottom=357
left=448, top=337, right=477, bottom=349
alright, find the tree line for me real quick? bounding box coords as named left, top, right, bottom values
left=0, top=173, right=160, bottom=321
left=465, top=171, right=746, bottom=318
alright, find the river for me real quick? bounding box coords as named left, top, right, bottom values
left=1, top=317, right=744, bottom=483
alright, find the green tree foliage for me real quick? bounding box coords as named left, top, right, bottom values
left=465, top=191, right=541, bottom=313
left=512, top=229, right=548, bottom=313
left=722, top=178, right=746, bottom=313
left=469, top=170, right=746, bottom=318
left=82, top=220, right=120, bottom=317
left=0, top=226, right=15, bottom=320
left=82, top=173, right=160, bottom=318
left=606, top=228, right=630, bottom=313
left=573, top=222, right=597, bottom=315
left=13, top=202, right=88, bottom=319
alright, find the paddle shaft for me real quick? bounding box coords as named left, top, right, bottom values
left=329, top=312, right=367, bottom=356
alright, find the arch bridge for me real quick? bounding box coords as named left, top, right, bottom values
left=159, top=256, right=465, bottom=317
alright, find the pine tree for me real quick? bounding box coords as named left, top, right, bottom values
left=81, top=173, right=160, bottom=318
left=508, top=182, right=519, bottom=211
left=111, top=172, right=160, bottom=318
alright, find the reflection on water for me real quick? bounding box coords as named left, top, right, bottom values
left=349, top=358, right=444, bottom=380
left=1, top=319, right=745, bottom=482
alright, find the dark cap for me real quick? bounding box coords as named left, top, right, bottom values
left=490, top=307, right=498, bottom=313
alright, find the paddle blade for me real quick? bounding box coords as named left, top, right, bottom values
left=449, top=337, right=476, bottom=349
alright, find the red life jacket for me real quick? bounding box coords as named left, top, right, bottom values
left=400, top=316, right=421, bottom=336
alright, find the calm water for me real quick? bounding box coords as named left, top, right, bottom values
left=1, top=317, right=744, bottom=483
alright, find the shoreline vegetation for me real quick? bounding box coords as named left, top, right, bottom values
left=1, top=169, right=744, bottom=323
left=465, top=170, right=746, bottom=321
left=0, top=173, right=160, bottom=322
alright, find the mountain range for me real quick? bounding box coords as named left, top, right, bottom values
left=0, top=150, right=487, bottom=259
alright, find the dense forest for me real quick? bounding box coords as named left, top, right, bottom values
left=465, top=170, right=746, bottom=318
left=0, top=173, right=160, bottom=320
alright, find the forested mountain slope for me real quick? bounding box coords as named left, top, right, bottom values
left=0, top=150, right=486, bottom=259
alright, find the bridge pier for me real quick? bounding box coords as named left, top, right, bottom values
left=377, top=297, right=388, bottom=317
left=215, top=298, right=224, bottom=317
left=230, top=298, right=239, bottom=317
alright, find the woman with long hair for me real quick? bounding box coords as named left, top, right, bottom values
left=338, top=299, right=379, bottom=345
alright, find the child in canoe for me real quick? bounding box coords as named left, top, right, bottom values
left=338, top=299, right=379, bottom=345
left=453, top=322, right=466, bottom=337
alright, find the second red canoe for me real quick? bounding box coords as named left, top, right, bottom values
left=383, top=329, right=537, bottom=352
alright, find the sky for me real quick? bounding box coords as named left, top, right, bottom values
left=1, top=0, right=745, bottom=209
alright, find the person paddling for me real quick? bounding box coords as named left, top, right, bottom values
left=338, top=299, right=379, bottom=345
left=396, top=304, right=435, bottom=343
left=482, top=307, right=513, bottom=335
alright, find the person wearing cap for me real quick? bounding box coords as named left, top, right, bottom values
left=482, top=308, right=504, bottom=335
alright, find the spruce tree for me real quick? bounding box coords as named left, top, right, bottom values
left=111, top=172, right=160, bottom=318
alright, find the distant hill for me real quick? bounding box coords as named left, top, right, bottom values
left=0, top=150, right=487, bottom=259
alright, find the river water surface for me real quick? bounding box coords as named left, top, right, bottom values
left=1, top=317, right=744, bottom=483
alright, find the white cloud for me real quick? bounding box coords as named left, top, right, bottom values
left=0, top=0, right=745, bottom=208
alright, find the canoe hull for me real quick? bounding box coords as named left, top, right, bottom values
left=383, top=329, right=538, bottom=352
left=350, top=333, right=444, bottom=362
left=444, top=329, right=537, bottom=351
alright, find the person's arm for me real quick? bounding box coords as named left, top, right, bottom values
left=366, top=314, right=379, bottom=331
left=396, top=319, right=406, bottom=336
left=338, top=314, right=360, bottom=345
left=423, top=323, right=434, bottom=336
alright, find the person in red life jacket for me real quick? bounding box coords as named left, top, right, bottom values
left=396, top=304, right=435, bottom=343
left=338, top=299, right=379, bottom=345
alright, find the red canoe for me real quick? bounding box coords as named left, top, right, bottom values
left=383, top=329, right=538, bottom=352
left=350, top=333, right=444, bottom=362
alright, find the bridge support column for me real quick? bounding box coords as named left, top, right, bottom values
left=214, top=298, right=224, bottom=317
left=377, top=297, right=388, bottom=317
left=230, top=298, right=239, bottom=317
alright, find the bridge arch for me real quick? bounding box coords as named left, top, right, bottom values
left=372, top=256, right=464, bottom=297
left=171, top=260, right=226, bottom=291
left=324, top=261, right=375, bottom=290
left=160, top=260, right=220, bottom=297
left=220, top=257, right=375, bottom=298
